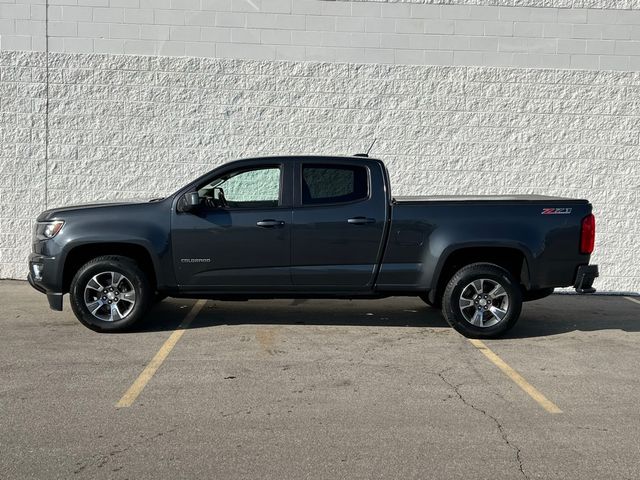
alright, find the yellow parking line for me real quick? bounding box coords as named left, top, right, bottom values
left=116, top=299, right=207, bottom=408
left=624, top=296, right=640, bottom=306
left=468, top=339, right=562, bottom=414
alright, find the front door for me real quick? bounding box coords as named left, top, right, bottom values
left=172, top=163, right=292, bottom=289
left=291, top=160, right=388, bottom=288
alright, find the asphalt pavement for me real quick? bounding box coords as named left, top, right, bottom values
left=1, top=280, right=639, bottom=480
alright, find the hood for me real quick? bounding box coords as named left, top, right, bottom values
left=36, top=198, right=161, bottom=221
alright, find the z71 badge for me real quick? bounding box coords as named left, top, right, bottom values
left=541, top=208, right=572, bottom=215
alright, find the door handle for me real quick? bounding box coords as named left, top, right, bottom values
left=256, top=219, right=285, bottom=228
left=347, top=217, right=375, bottom=225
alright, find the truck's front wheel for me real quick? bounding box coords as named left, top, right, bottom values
left=69, top=255, right=152, bottom=332
left=442, top=263, right=522, bottom=338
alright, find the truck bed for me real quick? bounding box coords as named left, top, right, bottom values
left=394, top=195, right=589, bottom=204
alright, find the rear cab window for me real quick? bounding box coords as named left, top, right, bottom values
left=301, top=164, right=369, bottom=205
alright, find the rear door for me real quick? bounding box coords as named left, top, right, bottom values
left=291, top=158, right=388, bottom=288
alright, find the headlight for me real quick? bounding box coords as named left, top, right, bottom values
left=35, top=220, right=65, bottom=240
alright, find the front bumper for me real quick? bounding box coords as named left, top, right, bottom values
left=28, top=253, right=64, bottom=311
left=27, top=272, right=63, bottom=310
left=574, top=264, right=599, bottom=294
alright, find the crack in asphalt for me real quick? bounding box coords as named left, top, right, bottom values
left=73, top=427, right=178, bottom=475
left=437, top=369, right=529, bottom=480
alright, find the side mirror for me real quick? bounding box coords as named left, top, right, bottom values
left=186, top=192, right=200, bottom=207
left=179, top=192, right=201, bottom=212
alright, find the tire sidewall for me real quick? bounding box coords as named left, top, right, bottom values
left=70, top=257, right=151, bottom=332
left=443, top=264, right=522, bottom=338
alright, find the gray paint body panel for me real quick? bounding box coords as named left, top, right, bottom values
left=29, top=156, right=593, bottom=304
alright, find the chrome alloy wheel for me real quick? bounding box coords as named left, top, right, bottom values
left=83, top=271, right=136, bottom=322
left=458, top=278, right=510, bottom=328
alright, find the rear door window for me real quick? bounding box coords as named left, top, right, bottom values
left=301, top=165, right=368, bottom=205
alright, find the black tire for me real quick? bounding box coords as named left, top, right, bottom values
left=69, top=255, right=153, bottom=332
left=442, top=263, right=522, bottom=339
left=522, top=287, right=554, bottom=302
left=419, top=293, right=442, bottom=309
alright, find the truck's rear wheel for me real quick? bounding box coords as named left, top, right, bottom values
left=69, top=255, right=152, bottom=332
left=442, top=263, right=522, bottom=338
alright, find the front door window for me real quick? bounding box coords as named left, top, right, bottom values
left=198, top=167, right=281, bottom=209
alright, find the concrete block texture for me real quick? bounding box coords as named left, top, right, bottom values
left=3, top=0, right=640, bottom=71
left=344, top=0, right=640, bottom=9
left=0, top=50, right=638, bottom=293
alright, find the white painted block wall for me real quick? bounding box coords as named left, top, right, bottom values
left=3, top=0, right=640, bottom=69
left=0, top=0, right=638, bottom=292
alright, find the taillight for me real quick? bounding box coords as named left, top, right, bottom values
left=580, top=214, right=595, bottom=254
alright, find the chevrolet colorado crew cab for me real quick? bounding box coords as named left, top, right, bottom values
left=28, top=156, right=598, bottom=338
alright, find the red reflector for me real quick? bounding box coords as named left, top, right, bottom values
left=580, top=214, right=595, bottom=254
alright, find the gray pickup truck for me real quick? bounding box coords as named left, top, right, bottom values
left=28, top=155, right=598, bottom=338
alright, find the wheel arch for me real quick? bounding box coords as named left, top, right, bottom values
left=62, top=242, right=158, bottom=293
left=429, top=244, right=532, bottom=304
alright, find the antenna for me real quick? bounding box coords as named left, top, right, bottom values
left=354, top=138, right=377, bottom=157
left=365, top=138, right=377, bottom=156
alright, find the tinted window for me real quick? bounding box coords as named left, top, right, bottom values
left=302, top=165, right=368, bottom=205
left=199, top=167, right=281, bottom=209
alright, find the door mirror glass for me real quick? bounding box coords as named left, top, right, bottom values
left=179, top=191, right=201, bottom=212
left=186, top=192, right=200, bottom=206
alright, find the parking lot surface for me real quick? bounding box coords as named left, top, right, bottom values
left=1, top=280, right=639, bottom=480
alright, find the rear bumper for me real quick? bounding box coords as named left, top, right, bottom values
left=574, top=265, right=599, bottom=294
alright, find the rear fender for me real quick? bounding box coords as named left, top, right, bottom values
left=430, top=242, right=535, bottom=293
